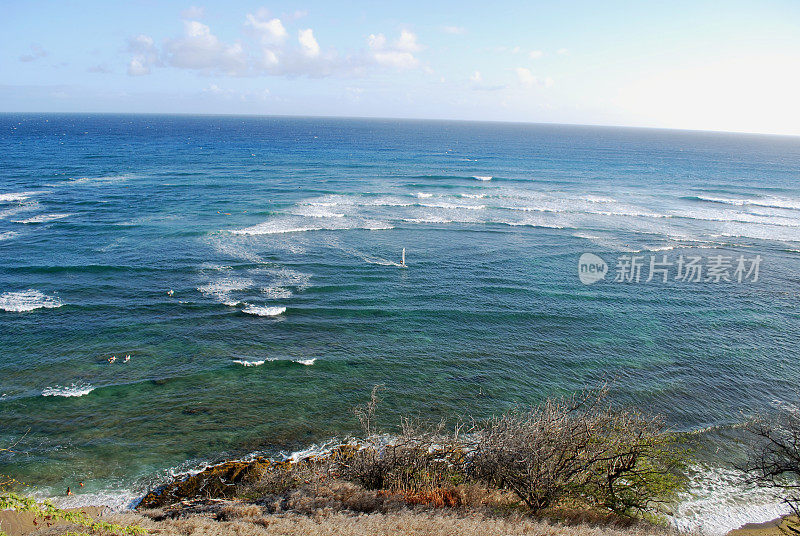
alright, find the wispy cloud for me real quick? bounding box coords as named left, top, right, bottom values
left=19, top=44, right=47, bottom=63
left=181, top=6, right=205, bottom=19
left=442, top=25, right=466, bottom=35
left=515, top=67, right=553, bottom=88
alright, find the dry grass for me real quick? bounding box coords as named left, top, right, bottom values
left=107, top=508, right=674, bottom=536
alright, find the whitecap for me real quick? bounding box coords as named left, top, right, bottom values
left=42, top=382, right=94, bottom=398
left=13, top=213, right=72, bottom=224
left=0, top=191, right=48, bottom=203
left=419, top=202, right=486, bottom=210
left=415, top=192, right=433, bottom=198
left=66, top=175, right=130, bottom=186
left=241, top=304, right=286, bottom=316
left=580, top=195, right=617, bottom=203
left=0, top=290, right=63, bottom=312
left=473, top=175, right=492, bottom=181
left=232, top=359, right=268, bottom=367
left=232, top=217, right=392, bottom=235
left=293, top=358, right=316, bottom=366
left=0, top=231, right=18, bottom=241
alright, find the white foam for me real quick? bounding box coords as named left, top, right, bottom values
left=332, top=243, right=403, bottom=266
left=0, top=290, right=63, bottom=312
left=66, top=175, right=130, bottom=186
left=419, top=202, right=486, bottom=210
left=251, top=268, right=312, bottom=291
left=232, top=359, right=268, bottom=367
left=580, top=195, right=617, bottom=203
left=261, top=286, right=293, bottom=299
left=459, top=193, right=486, bottom=199
left=197, top=277, right=253, bottom=306
left=294, top=358, right=316, bottom=366
left=696, top=194, right=800, bottom=211
left=415, top=192, right=433, bottom=198
left=473, top=175, right=492, bottom=181
left=13, top=213, right=72, bottom=224
left=41, top=488, right=138, bottom=511
left=0, top=201, right=42, bottom=220
left=291, top=205, right=346, bottom=218
left=0, top=231, right=18, bottom=241
left=0, top=190, right=48, bottom=203
left=671, top=464, right=789, bottom=535
left=241, top=304, right=286, bottom=316
left=42, top=382, right=94, bottom=398
left=232, top=217, right=393, bottom=235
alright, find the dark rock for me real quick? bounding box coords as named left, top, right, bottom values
left=137, top=457, right=273, bottom=509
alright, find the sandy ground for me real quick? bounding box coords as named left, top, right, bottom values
left=0, top=506, right=106, bottom=536
left=728, top=515, right=799, bottom=536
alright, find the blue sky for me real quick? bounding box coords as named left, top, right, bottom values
left=2, top=0, right=800, bottom=134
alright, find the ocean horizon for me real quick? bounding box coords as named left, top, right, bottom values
left=2, top=113, right=800, bottom=534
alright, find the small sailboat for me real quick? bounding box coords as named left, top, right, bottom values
left=400, top=248, right=407, bottom=268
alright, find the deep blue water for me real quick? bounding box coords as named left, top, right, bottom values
left=1, top=114, right=799, bottom=528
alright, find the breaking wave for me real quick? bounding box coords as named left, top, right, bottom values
left=241, top=304, right=286, bottom=316
left=42, top=382, right=94, bottom=398
left=0, top=289, right=63, bottom=312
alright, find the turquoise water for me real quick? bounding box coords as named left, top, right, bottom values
left=1, top=114, right=799, bottom=529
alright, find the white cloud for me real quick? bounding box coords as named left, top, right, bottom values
left=529, top=50, right=543, bottom=59
left=126, top=14, right=426, bottom=78
left=515, top=67, right=538, bottom=87
left=367, top=31, right=423, bottom=70
left=514, top=68, right=554, bottom=89
left=373, top=51, right=418, bottom=69
left=395, top=30, right=422, bottom=52
left=127, top=58, right=150, bottom=76
left=258, top=49, right=279, bottom=68
left=204, top=83, right=226, bottom=94
left=470, top=70, right=482, bottom=83
left=298, top=29, right=320, bottom=57
left=557, top=48, right=569, bottom=55
left=126, top=34, right=159, bottom=75
left=245, top=14, right=288, bottom=44
left=163, top=20, right=247, bottom=74
left=181, top=6, right=205, bottom=19
left=442, top=25, right=466, bottom=35
left=19, top=44, right=47, bottom=62
left=367, top=33, right=386, bottom=50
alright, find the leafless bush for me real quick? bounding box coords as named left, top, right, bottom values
left=743, top=405, right=800, bottom=526
left=466, top=387, right=686, bottom=516
left=336, top=415, right=465, bottom=495
left=354, top=385, right=384, bottom=437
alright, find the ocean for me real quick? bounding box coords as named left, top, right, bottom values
left=1, top=114, right=799, bottom=533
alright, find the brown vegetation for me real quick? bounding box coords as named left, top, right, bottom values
left=743, top=405, right=800, bottom=534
